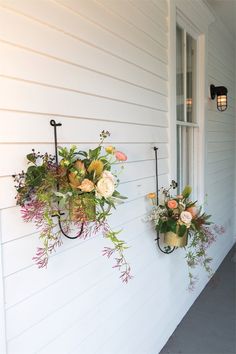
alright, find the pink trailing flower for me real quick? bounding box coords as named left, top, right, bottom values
left=102, top=231, right=133, bottom=283
left=115, top=151, right=127, bottom=161
left=74, top=220, right=110, bottom=240
left=188, top=274, right=199, bottom=292
left=202, top=226, right=217, bottom=248
left=120, top=269, right=132, bottom=283
left=213, top=224, right=225, bottom=235
left=33, top=236, right=63, bottom=268
left=102, top=247, right=115, bottom=258
left=21, top=199, right=45, bottom=226
left=112, top=257, right=132, bottom=283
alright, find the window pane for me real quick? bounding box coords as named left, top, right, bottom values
left=176, top=125, right=181, bottom=193
left=176, top=26, right=184, bottom=122
left=176, top=126, right=196, bottom=192
left=186, top=34, right=196, bottom=123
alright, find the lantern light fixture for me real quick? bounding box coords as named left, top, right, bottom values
left=210, top=84, right=228, bottom=112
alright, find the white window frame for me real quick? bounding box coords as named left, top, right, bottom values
left=168, top=0, right=214, bottom=204
left=176, top=18, right=199, bottom=197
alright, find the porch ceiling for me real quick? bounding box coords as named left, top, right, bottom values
left=206, top=0, right=236, bottom=40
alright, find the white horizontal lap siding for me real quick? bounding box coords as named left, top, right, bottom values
left=0, top=1, right=169, bottom=353
left=0, top=4, right=167, bottom=81
left=206, top=17, right=235, bottom=254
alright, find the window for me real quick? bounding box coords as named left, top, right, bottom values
left=176, top=24, right=199, bottom=196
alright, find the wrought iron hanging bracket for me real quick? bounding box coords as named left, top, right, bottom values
left=50, top=119, right=84, bottom=239
left=153, top=146, right=176, bottom=254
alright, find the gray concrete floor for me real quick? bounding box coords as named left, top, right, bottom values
left=160, top=246, right=236, bottom=354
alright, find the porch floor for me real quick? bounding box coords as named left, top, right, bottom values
left=160, top=245, right=236, bottom=354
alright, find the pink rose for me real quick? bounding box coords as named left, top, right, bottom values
left=115, top=151, right=127, bottom=161
left=167, top=200, right=178, bottom=209
left=186, top=206, right=197, bottom=218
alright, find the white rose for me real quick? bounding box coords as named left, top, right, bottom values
left=102, top=170, right=115, bottom=182
left=96, top=177, right=115, bottom=198
left=180, top=211, right=192, bottom=225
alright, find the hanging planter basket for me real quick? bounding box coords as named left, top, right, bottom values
left=12, top=120, right=132, bottom=283
left=164, top=230, right=188, bottom=248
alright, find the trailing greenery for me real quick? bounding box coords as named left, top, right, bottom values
left=147, top=181, right=224, bottom=290
left=13, top=131, right=132, bottom=282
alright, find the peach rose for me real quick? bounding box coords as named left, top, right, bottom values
left=78, top=179, right=94, bottom=192
left=186, top=206, right=197, bottom=218
left=167, top=200, right=178, bottom=209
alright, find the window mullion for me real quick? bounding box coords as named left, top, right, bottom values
left=178, top=126, right=182, bottom=193
left=183, top=29, right=187, bottom=123
left=182, top=126, right=187, bottom=189
left=193, top=128, right=199, bottom=198
left=189, top=127, right=194, bottom=188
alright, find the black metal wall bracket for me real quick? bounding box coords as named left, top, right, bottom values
left=153, top=147, right=176, bottom=254
left=50, top=119, right=84, bottom=239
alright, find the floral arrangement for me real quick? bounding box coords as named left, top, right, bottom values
left=13, top=131, right=132, bottom=283
left=147, top=181, right=224, bottom=289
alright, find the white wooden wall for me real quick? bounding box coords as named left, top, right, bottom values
left=235, top=45, right=236, bottom=235
left=0, top=1, right=171, bottom=353
left=206, top=16, right=236, bottom=259
left=0, top=1, right=235, bottom=354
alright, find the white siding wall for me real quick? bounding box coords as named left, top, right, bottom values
left=235, top=45, right=236, bottom=235
left=0, top=1, right=171, bottom=353
left=206, top=16, right=236, bottom=259
left=0, top=1, right=235, bottom=354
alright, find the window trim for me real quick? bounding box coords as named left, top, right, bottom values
left=176, top=22, right=199, bottom=196
left=168, top=0, right=213, bottom=204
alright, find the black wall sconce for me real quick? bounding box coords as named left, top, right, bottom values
left=210, top=84, right=228, bottom=112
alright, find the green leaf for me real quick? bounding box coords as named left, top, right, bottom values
left=177, top=224, right=187, bottom=237
left=89, top=146, right=102, bottom=159
left=160, top=221, right=168, bottom=233
left=167, top=219, right=177, bottom=233
left=106, top=198, right=116, bottom=209
left=186, top=200, right=197, bottom=208
left=182, top=185, right=192, bottom=198
left=112, top=190, right=127, bottom=199
left=25, top=165, right=46, bottom=187
left=77, top=151, right=88, bottom=157
left=26, top=153, right=36, bottom=163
